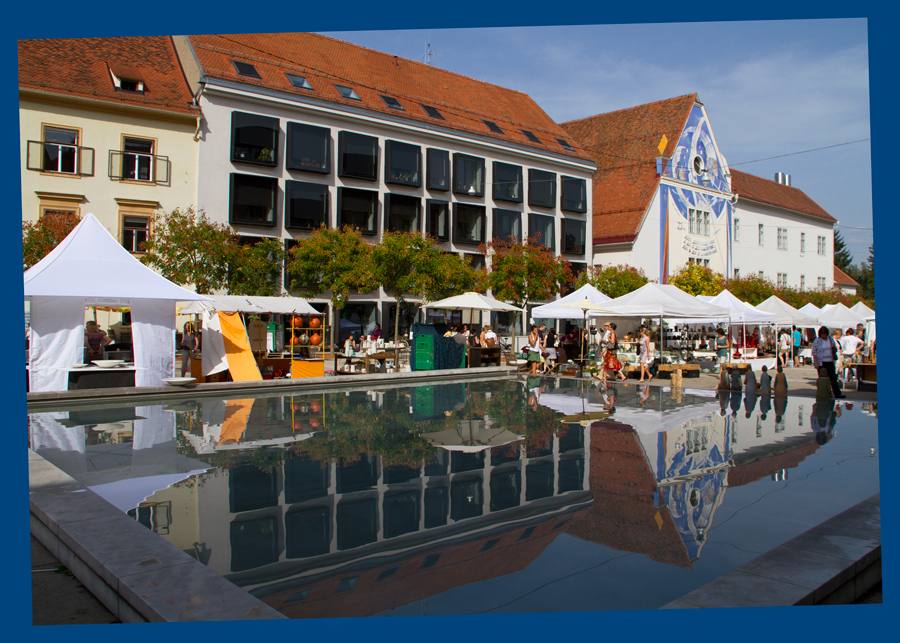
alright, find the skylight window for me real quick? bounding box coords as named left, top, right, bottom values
left=335, top=84, right=361, bottom=100
left=231, top=60, right=261, bottom=78
left=285, top=73, right=313, bottom=90
left=421, top=104, right=444, bottom=119
left=483, top=120, right=504, bottom=134
left=556, top=137, right=574, bottom=151
left=380, top=95, right=404, bottom=110
left=521, top=129, right=540, bottom=143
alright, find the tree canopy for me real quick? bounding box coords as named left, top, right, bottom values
left=833, top=229, right=854, bottom=272
left=668, top=263, right=724, bottom=296
left=575, top=263, right=649, bottom=298
left=479, top=236, right=573, bottom=309
left=22, top=211, right=80, bottom=270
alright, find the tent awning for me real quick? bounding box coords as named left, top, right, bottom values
left=423, top=292, right=522, bottom=312
left=179, top=295, right=320, bottom=315
left=588, top=283, right=731, bottom=320
left=531, top=284, right=612, bottom=319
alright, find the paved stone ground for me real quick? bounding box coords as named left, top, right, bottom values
left=30, top=362, right=877, bottom=623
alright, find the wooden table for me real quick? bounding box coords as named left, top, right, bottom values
left=721, top=362, right=751, bottom=373
left=57, top=365, right=145, bottom=389
left=847, top=362, right=876, bottom=391
left=364, top=348, right=401, bottom=373
left=657, top=363, right=701, bottom=378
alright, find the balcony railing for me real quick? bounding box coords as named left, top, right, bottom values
left=108, top=150, right=170, bottom=183
left=26, top=140, right=95, bottom=176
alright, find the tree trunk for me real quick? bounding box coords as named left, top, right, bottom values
left=394, top=297, right=401, bottom=342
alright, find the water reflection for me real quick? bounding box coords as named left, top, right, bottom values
left=27, top=377, right=878, bottom=615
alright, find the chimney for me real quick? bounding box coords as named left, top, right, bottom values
left=775, top=172, right=792, bottom=187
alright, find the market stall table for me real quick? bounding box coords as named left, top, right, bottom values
left=364, top=348, right=402, bottom=373
left=56, top=364, right=147, bottom=389
left=847, top=362, right=876, bottom=392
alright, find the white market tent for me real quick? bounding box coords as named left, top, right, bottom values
left=179, top=295, right=320, bottom=316
left=423, top=291, right=523, bottom=327
left=798, top=302, right=821, bottom=317
left=25, top=214, right=210, bottom=392
left=678, top=289, right=776, bottom=325
left=816, top=303, right=865, bottom=330
left=850, top=301, right=875, bottom=320
left=754, top=296, right=818, bottom=327
left=531, top=284, right=611, bottom=319
left=590, top=283, right=731, bottom=320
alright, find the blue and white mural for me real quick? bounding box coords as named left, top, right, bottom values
left=659, top=105, right=732, bottom=280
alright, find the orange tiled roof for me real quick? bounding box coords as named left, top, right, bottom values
left=834, top=264, right=859, bottom=286
left=187, top=33, right=591, bottom=163
left=731, top=169, right=836, bottom=223
left=561, top=94, right=697, bottom=245
left=18, top=36, right=198, bottom=116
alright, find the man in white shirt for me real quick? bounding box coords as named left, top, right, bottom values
left=812, top=326, right=846, bottom=399
left=839, top=328, right=864, bottom=382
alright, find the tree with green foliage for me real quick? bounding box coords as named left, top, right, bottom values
left=668, top=263, right=724, bottom=296
left=479, top=236, right=573, bottom=334
left=726, top=273, right=774, bottom=306
left=575, top=263, right=649, bottom=298
left=140, top=207, right=237, bottom=294
left=854, top=243, right=875, bottom=304
left=371, top=231, right=475, bottom=340
left=22, top=211, right=81, bottom=270
left=286, top=226, right=378, bottom=348
left=227, top=237, right=286, bottom=297
left=833, top=228, right=854, bottom=273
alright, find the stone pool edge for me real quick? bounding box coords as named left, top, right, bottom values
left=660, top=493, right=881, bottom=608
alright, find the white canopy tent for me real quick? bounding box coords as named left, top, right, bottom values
left=593, top=283, right=731, bottom=320
left=816, top=303, right=866, bottom=330
left=179, top=295, right=320, bottom=316
left=798, top=302, right=821, bottom=317
left=531, top=284, right=611, bottom=319
left=850, top=301, right=876, bottom=342
left=678, top=289, right=776, bottom=325
left=24, top=214, right=210, bottom=392
left=423, top=291, right=523, bottom=328
left=754, top=296, right=818, bottom=327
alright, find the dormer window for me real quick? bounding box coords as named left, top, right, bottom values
left=231, top=60, right=261, bottom=78
left=285, top=73, right=313, bottom=90
left=108, top=65, right=145, bottom=93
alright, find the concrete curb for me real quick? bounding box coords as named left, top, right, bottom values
left=660, top=494, right=881, bottom=608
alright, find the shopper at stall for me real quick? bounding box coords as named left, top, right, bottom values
left=715, top=328, right=730, bottom=372
left=84, top=320, right=113, bottom=365
left=839, top=327, right=864, bottom=382
left=812, top=326, right=846, bottom=399
left=638, top=327, right=653, bottom=382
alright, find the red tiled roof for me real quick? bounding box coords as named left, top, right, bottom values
left=18, top=36, right=197, bottom=116
left=561, top=94, right=697, bottom=245
left=187, top=33, right=591, bottom=162
left=731, top=169, right=836, bottom=223
left=834, top=264, right=859, bottom=286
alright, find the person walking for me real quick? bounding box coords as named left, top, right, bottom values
left=792, top=325, right=803, bottom=367
left=638, top=327, right=653, bottom=382
left=778, top=328, right=792, bottom=368
left=715, top=328, right=730, bottom=373
left=812, top=326, right=846, bottom=399
left=179, top=321, right=199, bottom=376
left=839, top=328, right=864, bottom=382
left=600, top=322, right=627, bottom=382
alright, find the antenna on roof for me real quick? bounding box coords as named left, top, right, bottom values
left=423, top=33, right=442, bottom=66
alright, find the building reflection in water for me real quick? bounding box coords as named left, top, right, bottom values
left=28, top=379, right=839, bottom=617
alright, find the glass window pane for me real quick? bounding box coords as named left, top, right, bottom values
left=385, top=140, right=421, bottom=186
left=287, top=181, right=328, bottom=229
left=232, top=112, right=278, bottom=165
left=453, top=204, right=485, bottom=244
left=562, top=219, right=585, bottom=254
left=287, top=123, right=330, bottom=173
left=453, top=153, right=484, bottom=196
left=339, top=131, right=378, bottom=180
left=492, top=208, right=521, bottom=242
left=231, top=174, right=277, bottom=225
left=427, top=148, right=450, bottom=191
left=530, top=213, right=555, bottom=251
left=493, top=162, right=522, bottom=202
left=338, top=187, right=377, bottom=234
left=387, top=194, right=420, bottom=232
left=426, top=199, right=449, bottom=241
left=561, top=176, right=586, bottom=212
left=529, top=169, right=556, bottom=208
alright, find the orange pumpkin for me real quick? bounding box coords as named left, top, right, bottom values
left=292, top=419, right=304, bottom=431
left=308, top=418, right=320, bottom=428
left=310, top=333, right=321, bottom=346
left=310, top=401, right=321, bottom=413
left=291, top=316, right=304, bottom=328
left=309, top=317, right=321, bottom=328
left=290, top=335, right=301, bottom=346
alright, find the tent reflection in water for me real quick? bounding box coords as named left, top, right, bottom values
left=24, top=213, right=210, bottom=392
left=420, top=421, right=523, bottom=453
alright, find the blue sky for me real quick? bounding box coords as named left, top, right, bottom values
left=323, top=19, right=873, bottom=263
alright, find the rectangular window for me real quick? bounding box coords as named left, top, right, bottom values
left=561, top=176, right=587, bottom=213
left=42, top=126, right=78, bottom=173
left=338, top=131, right=378, bottom=181
left=800, top=275, right=805, bottom=290
left=800, top=232, right=806, bottom=253
left=453, top=153, right=485, bottom=197
left=703, top=212, right=710, bottom=236
left=426, top=199, right=449, bottom=241
left=231, top=112, right=279, bottom=166
left=121, top=137, right=154, bottom=181
left=122, top=216, right=149, bottom=253
left=689, top=210, right=697, bottom=235
left=493, top=162, right=522, bottom=203
left=286, top=180, right=328, bottom=230
left=759, top=224, right=765, bottom=246
left=230, top=173, right=277, bottom=226
left=562, top=218, right=586, bottom=255
left=759, top=270, right=765, bottom=278
left=734, top=268, right=740, bottom=279
left=528, top=169, right=556, bottom=208
left=734, top=217, right=740, bottom=242
left=385, top=193, right=420, bottom=232
left=337, top=187, right=377, bottom=235
left=529, top=213, right=555, bottom=251
left=777, top=273, right=787, bottom=287
left=453, top=203, right=486, bottom=244
left=286, top=122, right=330, bottom=174
left=818, top=277, right=826, bottom=289
left=426, top=148, right=450, bottom=191
left=818, top=236, right=826, bottom=255
left=385, top=140, right=421, bottom=187
left=777, top=227, right=788, bottom=250
left=492, top=208, right=521, bottom=242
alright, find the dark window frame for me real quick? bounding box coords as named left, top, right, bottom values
left=286, top=180, right=329, bottom=230
left=286, top=122, right=331, bottom=174
left=453, top=153, right=485, bottom=197
left=335, top=84, right=361, bottom=100
left=380, top=95, right=405, bottom=110
left=285, top=73, right=313, bottom=89
left=492, top=208, right=522, bottom=243
left=421, top=104, right=444, bottom=119
left=337, top=187, right=378, bottom=236
left=483, top=120, right=503, bottom=134
left=231, top=111, right=279, bottom=167
left=521, top=129, right=540, bottom=143
left=453, top=203, right=486, bottom=245
left=561, top=218, right=586, bottom=255
left=385, top=193, right=421, bottom=232
left=561, top=175, right=587, bottom=213
left=493, top=162, right=523, bottom=203
left=229, top=173, right=278, bottom=227
left=426, top=199, right=450, bottom=241
left=529, top=212, right=556, bottom=252
left=528, top=169, right=557, bottom=208
left=231, top=60, right=261, bottom=78
left=385, top=140, right=421, bottom=187
left=338, top=131, right=378, bottom=181
left=426, top=148, right=450, bottom=191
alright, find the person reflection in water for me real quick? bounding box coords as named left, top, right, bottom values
left=743, top=390, right=758, bottom=418
left=729, top=389, right=742, bottom=416
left=718, top=390, right=730, bottom=416
left=812, top=398, right=838, bottom=445
left=759, top=391, right=771, bottom=420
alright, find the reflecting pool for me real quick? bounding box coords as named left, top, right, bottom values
left=28, top=377, right=880, bottom=615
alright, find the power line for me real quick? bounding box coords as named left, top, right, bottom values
left=729, top=139, right=871, bottom=167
